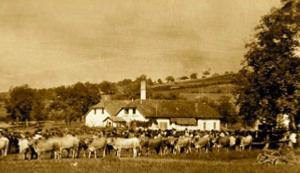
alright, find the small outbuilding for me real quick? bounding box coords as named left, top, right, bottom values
left=102, top=116, right=126, bottom=127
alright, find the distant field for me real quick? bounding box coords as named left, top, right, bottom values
left=179, top=92, right=235, bottom=101
left=150, top=74, right=237, bottom=102
left=151, top=74, right=236, bottom=91
left=1, top=150, right=300, bottom=173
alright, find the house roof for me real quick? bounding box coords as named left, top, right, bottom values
left=103, top=116, right=126, bottom=123
left=91, top=100, right=130, bottom=116
left=89, top=99, right=220, bottom=119
left=124, top=100, right=221, bottom=119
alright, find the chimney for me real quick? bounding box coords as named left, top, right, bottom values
left=140, top=80, right=146, bottom=101
left=195, top=102, right=199, bottom=113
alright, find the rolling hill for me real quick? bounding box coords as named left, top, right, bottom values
left=150, top=74, right=238, bottom=102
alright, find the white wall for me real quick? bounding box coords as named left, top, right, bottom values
left=117, top=108, right=148, bottom=122
left=157, top=119, right=170, bottom=130
left=150, top=119, right=221, bottom=131
left=197, top=119, right=220, bottom=131
left=85, top=108, right=110, bottom=127
left=170, top=123, right=201, bottom=131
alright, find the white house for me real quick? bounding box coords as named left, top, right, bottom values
left=85, top=100, right=129, bottom=127
left=115, top=100, right=221, bottom=131
left=85, top=100, right=221, bottom=130
left=85, top=80, right=221, bottom=130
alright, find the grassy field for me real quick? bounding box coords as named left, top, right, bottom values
left=0, top=157, right=299, bottom=173
left=1, top=151, right=300, bottom=173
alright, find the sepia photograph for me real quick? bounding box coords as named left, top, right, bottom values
left=0, top=0, right=300, bottom=172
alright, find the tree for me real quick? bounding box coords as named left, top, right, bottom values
left=216, top=96, right=239, bottom=124
left=117, top=79, right=132, bottom=86
left=237, top=0, right=300, bottom=128
left=211, top=73, right=220, bottom=77
left=137, top=74, right=147, bottom=81
left=190, top=73, right=198, bottom=79
left=30, top=93, right=46, bottom=121
left=5, top=85, right=35, bottom=123
left=99, top=81, right=117, bottom=94
left=119, top=75, right=147, bottom=99
left=49, top=82, right=101, bottom=123
left=146, top=78, right=154, bottom=86
left=202, top=70, right=210, bottom=76
left=179, top=76, right=189, bottom=80
left=157, top=78, right=163, bottom=84
left=165, top=76, right=175, bottom=83
left=224, top=71, right=234, bottom=75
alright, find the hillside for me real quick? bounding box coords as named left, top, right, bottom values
left=150, top=74, right=238, bottom=102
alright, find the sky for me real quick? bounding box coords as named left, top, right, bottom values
left=0, top=0, right=281, bottom=92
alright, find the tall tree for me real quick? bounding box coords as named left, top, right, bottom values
left=30, top=92, right=47, bottom=121
left=99, top=81, right=117, bottom=94
left=5, top=85, right=35, bottom=122
left=190, top=73, right=198, bottom=79
left=50, top=82, right=100, bottom=124
left=217, top=96, right=239, bottom=124
left=237, top=0, right=300, bottom=128
left=165, top=76, right=175, bottom=83
left=157, top=78, right=163, bottom=84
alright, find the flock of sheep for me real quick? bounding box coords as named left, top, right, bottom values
left=0, top=127, right=297, bottom=160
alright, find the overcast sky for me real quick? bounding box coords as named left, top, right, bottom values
left=0, top=0, right=280, bottom=92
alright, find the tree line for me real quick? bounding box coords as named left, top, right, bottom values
left=4, top=83, right=100, bottom=125
left=3, top=75, right=172, bottom=125
left=3, top=73, right=239, bottom=126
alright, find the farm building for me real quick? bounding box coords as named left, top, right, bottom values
left=85, top=100, right=129, bottom=127
left=85, top=99, right=221, bottom=130
left=102, top=116, right=126, bottom=127
left=85, top=80, right=221, bottom=130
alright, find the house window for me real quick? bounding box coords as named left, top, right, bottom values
left=213, top=122, right=217, bottom=130
left=93, top=109, right=96, bottom=114
left=124, top=108, right=129, bottom=114
left=203, top=122, right=206, bottom=131
left=101, top=108, right=104, bottom=114
left=133, top=108, right=136, bottom=114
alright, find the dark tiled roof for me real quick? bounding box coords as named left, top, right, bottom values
left=124, top=100, right=221, bottom=119
left=91, top=100, right=130, bottom=116
left=89, top=99, right=220, bottom=119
